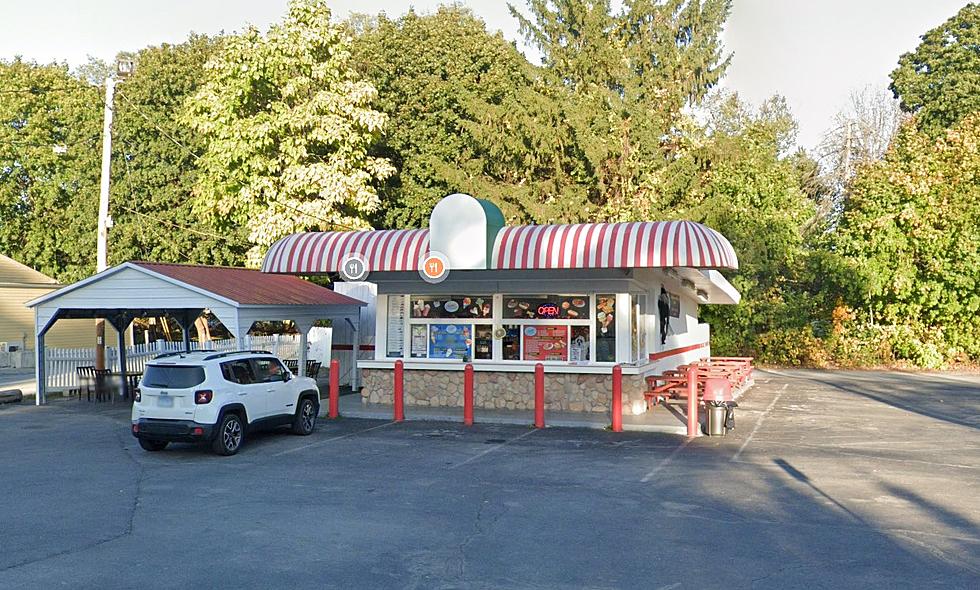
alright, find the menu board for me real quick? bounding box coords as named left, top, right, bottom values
left=669, top=292, right=681, bottom=318
left=428, top=324, right=473, bottom=360
left=523, top=325, right=568, bottom=361
left=386, top=296, right=406, bottom=357
left=410, top=325, right=428, bottom=358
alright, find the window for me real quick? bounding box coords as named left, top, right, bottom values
left=502, top=325, right=521, bottom=360
left=221, top=360, right=255, bottom=384
left=570, top=325, right=590, bottom=362
left=251, top=357, right=287, bottom=383
left=523, top=325, right=569, bottom=361
left=143, top=365, right=206, bottom=389
left=596, top=294, right=616, bottom=362
left=411, top=295, right=492, bottom=319
left=428, top=323, right=473, bottom=360
left=503, top=295, right=589, bottom=320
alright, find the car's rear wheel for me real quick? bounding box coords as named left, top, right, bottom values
left=138, top=438, right=168, bottom=452
left=292, top=398, right=318, bottom=435
left=212, top=413, right=244, bottom=456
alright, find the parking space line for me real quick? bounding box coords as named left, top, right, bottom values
left=731, top=384, right=786, bottom=462
left=640, top=438, right=692, bottom=482
left=274, top=421, right=396, bottom=456
left=447, top=428, right=538, bottom=470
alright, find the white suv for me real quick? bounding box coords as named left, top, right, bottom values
left=131, top=350, right=320, bottom=455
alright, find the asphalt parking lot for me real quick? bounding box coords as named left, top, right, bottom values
left=0, top=369, right=977, bottom=589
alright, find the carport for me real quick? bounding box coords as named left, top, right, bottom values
left=25, top=261, right=365, bottom=404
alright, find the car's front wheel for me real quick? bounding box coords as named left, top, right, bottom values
left=138, top=438, right=168, bottom=452
left=292, top=398, right=318, bottom=435
left=212, top=413, right=244, bottom=456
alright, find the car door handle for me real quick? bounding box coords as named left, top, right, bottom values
left=238, top=392, right=247, bottom=396
left=266, top=388, right=275, bottom=393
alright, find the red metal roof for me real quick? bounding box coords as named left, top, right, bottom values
left=132, top=262, right=364, bottom=306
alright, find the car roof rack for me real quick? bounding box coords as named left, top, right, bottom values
left=152, top=349, right=217, bottom=359
left=202, top=350, right=273, bottom=361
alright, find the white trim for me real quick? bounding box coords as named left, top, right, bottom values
left=358, top=359, right=635, bottom=374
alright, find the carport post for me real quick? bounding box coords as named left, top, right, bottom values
left=34, top=331, right=45, bottom=406
left=294, top=319, right=314, bottom=378
left=611, top=364, right=623, bottom=432
left=175, top=311, right=192, bottom=352
left=687, top=366, right=699, bottom=438
left=109, top=313, right=132, bottom=403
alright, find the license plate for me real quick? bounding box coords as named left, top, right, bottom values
left=158, top=396, right=173, bottom=408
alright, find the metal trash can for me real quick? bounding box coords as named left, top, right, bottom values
left=706, top=403, right=728, bottom=436
left=702, top=378, right=736, bottom=436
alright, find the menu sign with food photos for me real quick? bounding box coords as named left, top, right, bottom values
left=429, top=324, right=473, bottom=360
left=523, top=325, right=569, bottom=361
left=386, top=296, right=407, bottom=357
left=505, top=295, right=589, bottom=320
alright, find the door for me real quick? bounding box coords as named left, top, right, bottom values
left=249, top=357, right=292, bottom=418
left=220, top=359, right=267, bottom=420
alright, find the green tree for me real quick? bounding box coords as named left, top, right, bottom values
left=186, top=0, right=394, bottom=266
left=832, top=114, right=980, bottom=361
left=890, top=3, right=980, bottom=133
left=511, top=0, right=732, bottom=218
left=0, top=59, right=102, bottom=282
left=348, top=7, right=533, bottom=227
left=110, top=35, right=249, bottom=267
left=652, top=93, right=821, bottom=361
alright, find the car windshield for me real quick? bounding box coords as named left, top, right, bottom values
left=143, top=365, right=206, bottom=389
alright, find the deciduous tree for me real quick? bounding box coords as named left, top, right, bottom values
left=186, top=0, right=394, bottom=266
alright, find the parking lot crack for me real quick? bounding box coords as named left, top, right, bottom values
left=0, top=426, right=145, bottom=573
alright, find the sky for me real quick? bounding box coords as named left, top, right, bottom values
left=0, top=0, right=968, bottom=149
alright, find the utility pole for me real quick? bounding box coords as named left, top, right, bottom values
left=94, top=75, right=115, bottom=371
left=94, top=58, right=133, bottom=370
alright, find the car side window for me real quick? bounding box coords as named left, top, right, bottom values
left=251, top=358, right=287, bottom=383
left=221, top=360, right=255, bottom=385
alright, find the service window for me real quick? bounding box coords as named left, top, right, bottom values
left=502, top=325, right=522, bottom=360
left=596, top=294, right=616, bottom=362
left=503, top=295, right=590, bottom=320
left=523, top=325, right=569, bottom=361
left=428, top=323, right=473, bottom=360
left=411, top=295, right=492, bottom=319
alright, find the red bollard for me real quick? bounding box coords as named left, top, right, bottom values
left=611, top=364, right=623, bottom=432
left=687, top=365, right=699, bottom=437
left=394, top=360, right=405, bottom=422
left=534, top=363, right=545, bottom=428
left=328, top=359, right=340, bottom=419
left=463, top=363, right=474, bottom=426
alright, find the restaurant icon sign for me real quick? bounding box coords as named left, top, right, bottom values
left=419, top=251, right=450, bottom=284
left=339, top=254, right=369, bottom=281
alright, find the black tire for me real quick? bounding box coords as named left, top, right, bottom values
left=292, top=397, right=318, bottom=435
left=212, top=413, right=245, bottom=456
left=138, top=438, right=168, bottom=452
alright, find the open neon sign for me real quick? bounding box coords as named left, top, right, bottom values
left=537, top=303, right=561, bottom=318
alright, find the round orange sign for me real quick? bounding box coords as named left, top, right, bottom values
left=419, top=252, right=450, bottom=283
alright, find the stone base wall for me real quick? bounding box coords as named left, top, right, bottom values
left=361, top=368, right=647, bottom=413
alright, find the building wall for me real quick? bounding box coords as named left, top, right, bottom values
left=361, top=367, right=647, bottom=414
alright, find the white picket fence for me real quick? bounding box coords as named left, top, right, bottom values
left=44, top=335, right=302, bottom=392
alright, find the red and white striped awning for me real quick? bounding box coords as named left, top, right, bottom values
left=491, top=221, right=737, bottom=270
left=261, top=220, right=736, bottom=273
left=262, top=229, right=429, bottom=274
